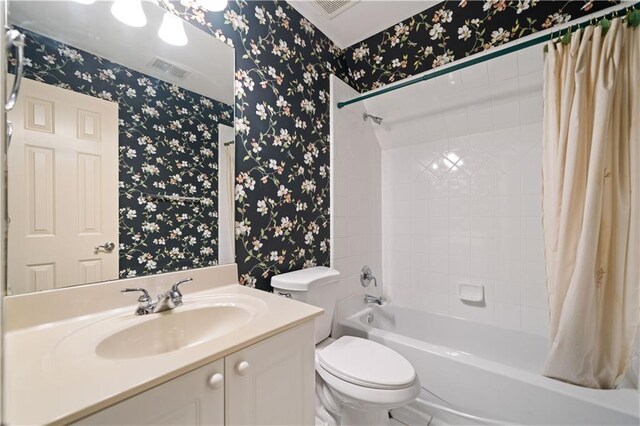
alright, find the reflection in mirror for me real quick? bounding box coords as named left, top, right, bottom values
left=6, top=1, right=235, bottom=295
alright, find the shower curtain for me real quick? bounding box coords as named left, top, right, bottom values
left=541, top=18, right=639, bottom=389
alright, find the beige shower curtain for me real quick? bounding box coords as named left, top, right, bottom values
left=542, top=18, right=640, bottom=389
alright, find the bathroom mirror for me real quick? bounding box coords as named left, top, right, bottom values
left=5, top=0, right=235, bottom=295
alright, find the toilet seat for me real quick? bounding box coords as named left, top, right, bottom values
left=316, top=357, right=421, bottom=410
left=317, top=336, right=416, bottom=390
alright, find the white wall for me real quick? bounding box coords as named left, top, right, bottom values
left=370, top=45, right=549, bottom=335
left=330, top=75, right=383, bottom=329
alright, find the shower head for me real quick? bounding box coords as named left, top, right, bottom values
left=363, top=113, right=383, bottom=125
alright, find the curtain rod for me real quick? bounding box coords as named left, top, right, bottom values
left=337, top=2, right=640, bottom=109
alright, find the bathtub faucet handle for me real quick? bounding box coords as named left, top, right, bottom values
left=360, top=265, right=377, bottom=287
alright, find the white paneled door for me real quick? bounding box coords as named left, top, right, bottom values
left=8, top=77, right=119, bottom=294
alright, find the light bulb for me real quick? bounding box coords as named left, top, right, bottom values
left=158, top=12, right=188, bottom=46
left=198, top=0, right=228, bottom=12
left=111, top=0, right=147, bottom=28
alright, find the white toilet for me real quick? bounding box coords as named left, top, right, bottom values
left=271, top=266, right=420, bottom=426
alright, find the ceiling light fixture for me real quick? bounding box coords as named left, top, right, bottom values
left=111, top=0, right=147, bottom=28
left=73, top=0, right=96, bottom=4
left=158, top=12, right=188, bottom=46
left=198, top=0, right=228, bottom=12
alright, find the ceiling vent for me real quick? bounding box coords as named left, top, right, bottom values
left=313, top=0, right=359, bottom=19
left=148, top=58, right=191, bottom=81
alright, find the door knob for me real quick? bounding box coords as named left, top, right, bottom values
left=208, top=373, right=224, bottom=389
left=95, top=242, right=116, bottom=253
left=235, top=361, right=250, bottom=375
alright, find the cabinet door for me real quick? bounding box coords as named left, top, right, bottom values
left=225, top=321, right=315, bottom=426
left=74, top=359, right=224, bottom=425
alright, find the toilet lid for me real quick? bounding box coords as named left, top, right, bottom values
left=317, top=336, right=416, bottom=390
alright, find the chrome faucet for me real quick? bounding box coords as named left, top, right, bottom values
left=156, top=277, right=193, bottom=312
left=364, top=294, right=382, bottom=305
left=122, top=277, right=193, bottom=315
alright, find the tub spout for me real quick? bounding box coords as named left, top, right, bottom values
left=364, top=294, right=382, bottom=305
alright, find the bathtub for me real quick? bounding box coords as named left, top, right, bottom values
left=338, top=304, right=640, bottom=425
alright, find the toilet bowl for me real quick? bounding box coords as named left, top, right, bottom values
left=315, top=336, right=421, bottom=425
left=271, top=267, right=420, bottom=425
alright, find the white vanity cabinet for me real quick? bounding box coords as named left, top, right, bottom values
left=74, top=359, right=225, bottom=425
left=225, top=320, right=315, bottom=425
left=73, top=321, right=314, bottom=426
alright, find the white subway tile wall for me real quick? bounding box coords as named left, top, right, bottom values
left=379, top=46, right=549, bottom=335
left=330, top=76, right=383, bottom=327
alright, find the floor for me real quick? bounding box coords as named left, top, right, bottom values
left=390, top=410, right=446, bottom=426
left=390, top=416, right=447, bottom=426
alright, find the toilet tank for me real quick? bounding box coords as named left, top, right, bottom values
left=270, top=267, right=340, bottom=344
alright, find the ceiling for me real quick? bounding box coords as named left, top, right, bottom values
left=9, top=1, right=234, bottom=104
left=287, top=0, right=439, bottom=49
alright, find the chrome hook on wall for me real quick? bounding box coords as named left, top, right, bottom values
left=5, top=29, right=26, bottom=111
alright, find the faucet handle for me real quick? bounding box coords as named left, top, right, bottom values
left=360, top=266, right=377, bottom=287
left=121, top=287, right=151, bottom=303
left=169, top=277, right=194, bottom=306
left=171, top=277, right=194, bottom=294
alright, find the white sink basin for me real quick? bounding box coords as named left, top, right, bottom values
left=55, top=294, right=267, bottom=360
left=96, top=305, right=252, bottom=359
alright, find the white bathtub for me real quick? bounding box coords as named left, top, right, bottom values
left=338, top=304, right=640, bottom=425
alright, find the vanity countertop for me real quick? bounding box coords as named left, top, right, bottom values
left=5, top=282, right=322, bottom=425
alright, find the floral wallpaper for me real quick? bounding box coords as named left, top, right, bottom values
left=14, top=28, right=234, bottom=278
left=156, top=0, right=619, bottom=291
left=11, top=1, right=619, bottom=292
left=162, top=0, right=618, bottom=291
left=161, top=0, right=347, bottom=290
left=344, top=0, right=617, bottom=92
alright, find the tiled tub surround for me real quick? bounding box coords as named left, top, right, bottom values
left=376, top=46, right=548, bottom=335
left=330, top=75, right=383, bottom=324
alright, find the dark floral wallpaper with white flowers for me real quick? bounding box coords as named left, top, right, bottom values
left=160, top=0, right=348, bottom=290
left=161, top=0, right=615, bottom=291
left=12, top=1, right=617, bottom=292
left=344, top=0, right=616, bottom=92
left=15, top=28, right=234, bottom=278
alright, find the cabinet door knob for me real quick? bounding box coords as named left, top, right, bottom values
left=235, top=361, right=250, bottom=375
left=208, top=373, right=224, bottom=389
